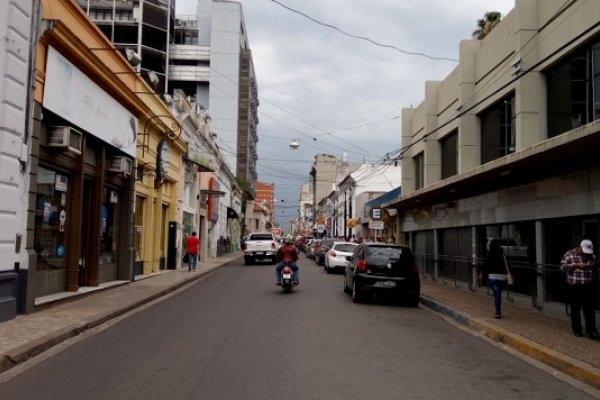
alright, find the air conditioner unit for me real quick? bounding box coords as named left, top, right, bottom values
left=48, top=126, right=83, bottom=154
left=109, top=156, right=133, bottom=175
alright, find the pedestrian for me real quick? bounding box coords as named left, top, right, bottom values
left=186, top=231, right=200, bottom=272
left=560, top=239, right=599, bottom=340
left=479, top=239, right=508, bottom=319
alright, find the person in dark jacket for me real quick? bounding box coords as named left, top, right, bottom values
left=275, top=236, right=299, bottom=285
left=480, top=239, right=508, bottom=319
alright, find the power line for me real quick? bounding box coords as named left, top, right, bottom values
left=267, top=0, right=458, bottom=62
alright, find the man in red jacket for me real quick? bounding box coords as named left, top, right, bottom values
left=186, top=231, right=200, bottom=271
left=275, top=236, right=299, bottom=285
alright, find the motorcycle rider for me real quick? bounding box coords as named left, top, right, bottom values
left=275, top=236, right=300, bottom=285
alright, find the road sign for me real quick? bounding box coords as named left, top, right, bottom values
left=371, top=208, right=381, bottom=220
left=369, top=220, right=384, bottom=230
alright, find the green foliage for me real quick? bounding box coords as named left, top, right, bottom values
left=472, top=11, right=502, bottom=40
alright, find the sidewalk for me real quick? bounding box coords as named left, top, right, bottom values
left=419, top=276, right=600, bottom=391
left=0, top=256, right=599, bottom=392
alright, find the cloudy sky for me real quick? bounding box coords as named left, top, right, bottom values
left=175, top=0, right=515, bottom=230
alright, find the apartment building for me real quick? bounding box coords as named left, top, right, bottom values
left=170, top=0, right=259, bottom=194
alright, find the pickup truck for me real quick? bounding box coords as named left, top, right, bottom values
left=243, top=232, right=278, bottom=265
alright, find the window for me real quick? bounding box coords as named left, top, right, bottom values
left=547, top=40, right=600, bottom=138
left=134, top=196, right=145, bottom=261
left=440, top=130, right=458, bottom=179
left=34, top=167, right=68, bottom=271
left=414, top=152, right=424, bottom=190
left=480, top=94, right=515, bottom=164
left=100, top=187, right=119, bottom=265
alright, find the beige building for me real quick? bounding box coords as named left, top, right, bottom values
left=386, top=0, right=600, bottom=316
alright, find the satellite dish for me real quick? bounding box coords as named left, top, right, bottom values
left=289, top=139, right=299, bottom=150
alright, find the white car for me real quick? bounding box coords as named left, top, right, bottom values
left=324, top=242, right=358, bottom=273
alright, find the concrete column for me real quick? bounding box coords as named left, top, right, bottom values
left=535, top=220, right=545, bottom=310
left=401, top=108, right=415, bottom=193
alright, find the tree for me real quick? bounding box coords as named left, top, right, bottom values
left=472, top=11, right=502, bottom=40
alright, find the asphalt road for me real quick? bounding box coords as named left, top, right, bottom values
left=0, top=254, right=596, bottom=400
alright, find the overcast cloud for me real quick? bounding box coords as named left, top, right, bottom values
left=176, top=0, right=515, bottom=229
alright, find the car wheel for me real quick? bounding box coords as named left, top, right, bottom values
left=244, top=257, right=253, bottom=266
left=351, top=280, right=363, bottom=303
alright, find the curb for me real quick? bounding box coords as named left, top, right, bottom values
left=420, top=295, right=600, bottom=391
left=0, top=255, right=242, bottom=374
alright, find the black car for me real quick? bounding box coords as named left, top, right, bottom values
left=343, top=243, right=420, bottom=306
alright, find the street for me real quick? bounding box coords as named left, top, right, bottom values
left=0, top=254, right=595, bottom=400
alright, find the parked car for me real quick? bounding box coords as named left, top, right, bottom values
left=324, top=242, right=358, bottom=273
left=306, top=239, right=321, bottom=259
left=316, top=238, right=338, bottom=266
left=343, top=243, right=420, bottom=306
left=489, top=237, right=529, bottom=259
left=298, top=235, right=314, bottom=252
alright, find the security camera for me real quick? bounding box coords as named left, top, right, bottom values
left=125, top=48, right=142, bottom=67
left=289, top=140, right=299, bottom=150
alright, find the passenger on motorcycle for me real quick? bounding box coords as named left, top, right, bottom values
left=275, top=236, right=299, bottom=285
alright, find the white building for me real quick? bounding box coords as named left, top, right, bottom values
left=171, top=0, right=259, bottom=193
left=0, top=0, right=36, bottom=320
left=334, top=164, right=401, bottom=239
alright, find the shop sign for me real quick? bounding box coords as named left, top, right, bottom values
left=43, top=47, right=137, bottom=157
left=187, top=148, right=216, bottom=172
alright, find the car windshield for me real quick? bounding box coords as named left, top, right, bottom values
left=365, top=246, right=413, bottom=265
left=334, top=243, right=357, bottom=252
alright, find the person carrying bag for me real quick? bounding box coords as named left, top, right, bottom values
left=480, top=239, right=509, bottom=319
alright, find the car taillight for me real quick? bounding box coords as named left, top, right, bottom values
left=330, top=251, right=337, bottom=257
left=242, top=243, right=247, bottom=251
left=271, top=242, right=276, bottom=249
left=412, top=263, right=419, bottom=274
left=357, top=259, right=367, bottom=272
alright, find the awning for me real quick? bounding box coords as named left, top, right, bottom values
left=227, top=207, right=239, bottom=219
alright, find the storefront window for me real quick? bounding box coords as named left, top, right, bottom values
left=35, top=167, right=68, bottom=271
left=134, top=196, right=145, bottom=261
left=100, top=187, right=119, bottom=265
left=477, top=222, right=536, bottom=296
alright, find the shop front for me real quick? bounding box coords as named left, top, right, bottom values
left=30, top=44, right=136, bottom=301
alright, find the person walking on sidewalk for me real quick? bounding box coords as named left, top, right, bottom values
left=480, top=239, right=508, bottom=319
left=560, top=239, right=599, bottom=340
left=186, top=232, right=200, bottom=272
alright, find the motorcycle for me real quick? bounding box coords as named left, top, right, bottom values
left=280, top=263, right=297, bottom=293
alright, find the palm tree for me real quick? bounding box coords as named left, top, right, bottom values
left=472, top=11, right=502, bottom=40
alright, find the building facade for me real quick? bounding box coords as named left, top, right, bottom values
left=77, top=0, right=175, bottom=94
left=171, top=0, right=259, bottom=194
left=0, top=0, right=37, bottom=320
left=387, top=0, right=600, bottom=316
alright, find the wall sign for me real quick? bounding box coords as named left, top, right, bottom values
left=157, top=140, right=169, bottom=180
left=43, top=47, right=137, bottom=157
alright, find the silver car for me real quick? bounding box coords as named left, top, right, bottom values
left=324, top=242, right=358, bottom=273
